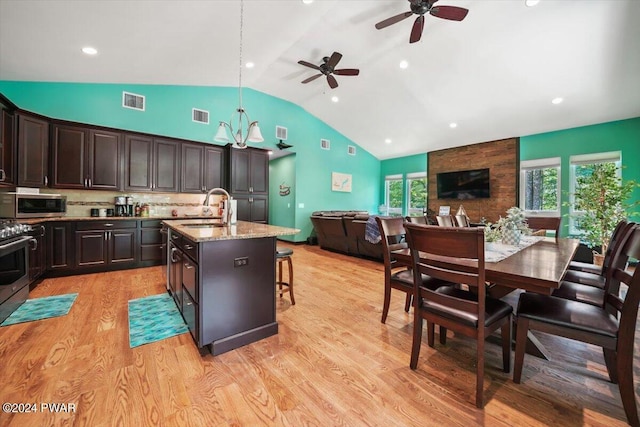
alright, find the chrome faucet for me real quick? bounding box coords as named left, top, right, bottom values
left=203, top=188, right=233, bottom=224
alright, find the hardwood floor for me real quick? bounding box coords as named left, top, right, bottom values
left=0, top=244, right=637, bottom=426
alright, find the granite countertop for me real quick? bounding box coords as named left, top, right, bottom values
left=20, top=215, right=221, bottom=225
left=162, top=219, right=300, bottom=242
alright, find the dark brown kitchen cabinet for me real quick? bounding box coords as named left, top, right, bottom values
left=75, top=221, right=137, bottom=268
left=234, top=195, right=268, bottom=223
left=17, top=113, right=49, bottom=188
left=124, top=134, right=179, bottom=192
left=228, top=147, right=268, bottom=195
left=28, top=224, right=46, bottom=283
left=140, top=219, right=164, bottom=263
left=52, top=124, right=122, bottom=190
left=46, top=222, right=74, bottom=271
left=181, top=143, right=225, bottom=193
left=0, top=108, right=16, bottom=186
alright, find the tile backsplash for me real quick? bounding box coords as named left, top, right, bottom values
left=39, top=188, right=223, bottom=217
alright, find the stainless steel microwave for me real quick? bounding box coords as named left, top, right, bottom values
left=0, top=193, right=67, bottom=218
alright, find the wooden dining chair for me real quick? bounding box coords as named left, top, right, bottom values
left=375, top=217, right=453, bottom=324
left=404, top=224, right=513, bottom=408
left=455, top=215, right=471, bottom=227
left=435, top=215, right=456, bottom=227
left=525, top=216, right=561, bottom=237
left=513, top=224, right=640, bottom=426
left=405, top=215, right=427, bottom=225
left=568, top=219, right=630, bottom=276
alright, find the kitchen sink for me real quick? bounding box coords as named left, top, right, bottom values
left=183, top=223, right=226, bottom=228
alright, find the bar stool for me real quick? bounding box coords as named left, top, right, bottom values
left=276, top=248, right=295, bottom=305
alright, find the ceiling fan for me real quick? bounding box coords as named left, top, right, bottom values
left=298, top=52, right=360, bottom=89
left=375, top=0, right=469, bottom=44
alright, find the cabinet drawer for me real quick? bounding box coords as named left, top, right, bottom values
left=140, top=228, right=162, bottom=245
left=182, top=257, right=198, bottom=303
left=141, top=219, right=162, bottom=228
left=169, top=231, right=183, bottom=247
left=182, top=237, right=198, bottom=261
left=76, top=220, right=137, bottom=230
left=182, top=287, right=198, bottom=343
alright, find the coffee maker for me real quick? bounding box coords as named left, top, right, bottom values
left=126, top=196, right=134, bottom=217
left=114, top=196, right=127, bottom=217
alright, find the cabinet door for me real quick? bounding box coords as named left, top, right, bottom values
left=28, top=227, right=46, bottom=282
left=204, top=145, right=224, bottom=192
left=75, top=230, right=108, bottom=267
left=124, top=134, right=153, bottom=191
left=234, top=196, right=251, bottom=222
left=229, top=149, right=251, bottom=193
left=153, top=138, right=180, bottom=192
left=18, top=114, right=49, bottom=188
left=89, top=130, right=122, bottom=190
left=51, top=124, right=87, bottom=189
left=0, top=109, right=16, bottom=186
left=249, top=149, right=269, bottom=194
left=47, top=222, right=74, bottom=271
left=109, top=229, right=136, bottom=264
left=250, top=196, right=269, bottom=223
left=181, top=143, right=204, bottom=193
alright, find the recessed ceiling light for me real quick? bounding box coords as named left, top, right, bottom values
left=551, top=97, right=563, bottom=104
left=331, top=96, right=339, bottom=103
left=449, top=123, right=458, bottom=128
left=268, top=150, right=273, bottom=155
left=399, top=60, right=409, bottom=69
left=245, top=62, right=255, bottom=69
left=82, top=46, right=98, bottom=55
left=385, top=138, right=392, bottom=144
left=525, top=0, right=540, bottom=7
left=302, top=0, right=313, bottom=4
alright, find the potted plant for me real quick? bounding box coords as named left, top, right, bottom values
left=485, top=206, right=531, bottom=245
left=568, top=163, right=639, bottom=265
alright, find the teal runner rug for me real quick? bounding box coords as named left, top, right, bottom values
left=1, top=293, right=78, bottom=327
left=128, top=293, right=188, bottom=348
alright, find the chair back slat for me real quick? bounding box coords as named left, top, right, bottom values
left=406, top=216, right=428, bottom=225
left=601, top=221, right=633, bottom=275
left=376, top=217, right=409, bottom=269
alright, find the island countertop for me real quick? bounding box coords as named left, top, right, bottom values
left=162, top=219, right=300, bottom=242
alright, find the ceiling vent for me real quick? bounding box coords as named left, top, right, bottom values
left=276, top=125, right=288, bottom=140
left=192, top=108, right=209, bottom=124
left=320, top=139, right=330, bottom=150
left=122, top=91, right=145, bottom=111
left=348, top=145, right=356, bottom=156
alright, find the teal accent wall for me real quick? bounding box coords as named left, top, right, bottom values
left=521, top=117, right=640, bottom=236
left=380, top=153, right=427, bottom=216
left=0, top=80, right=381, bottom=242
left=269, top=154, right=296, bottom=242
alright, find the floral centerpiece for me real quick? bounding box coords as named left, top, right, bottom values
left=484, top=207, right=531, bottom=245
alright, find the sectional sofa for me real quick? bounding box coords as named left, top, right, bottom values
left=309, top=211, right=383, bottom=260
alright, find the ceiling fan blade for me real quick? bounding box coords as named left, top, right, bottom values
left=333, top=69, right=360, bottom=76
left=298, top=60, right=321, bottom=71
left=327, top=74, right=338, bottom=89
left=409, top=15, right=424, bottom=43
left=326, top=52, right=343, bottom=69
left=430, top=5, right=468, bottom=21
left=375, top=11, right=413, bottom=30
left=301, top=74, right=323, bottom=84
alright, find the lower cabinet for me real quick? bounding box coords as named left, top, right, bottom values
left=139, top=219, right=164, bottom=263
left=235, top=195, right=268, bottom=223
left=28, top=224, right=46, bottom=283
left=75, top=221, right=137, bottom=268
left=47, top=222, right=74, bottom=271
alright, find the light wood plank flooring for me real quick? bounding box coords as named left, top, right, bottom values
left=0, top=243, right=637, bottom=426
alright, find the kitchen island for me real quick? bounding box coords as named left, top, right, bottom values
left=162, top=219, right=299, bottom=355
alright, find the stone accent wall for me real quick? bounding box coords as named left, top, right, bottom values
left=428, top=138, right=519, bottom=223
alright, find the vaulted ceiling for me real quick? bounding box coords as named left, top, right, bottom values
left=1, top=0, right=639, bottom=159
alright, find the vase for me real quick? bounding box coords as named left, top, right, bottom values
left=592, top=252, right=605, bottom=267
left=501, top=226, right=521, bottom=246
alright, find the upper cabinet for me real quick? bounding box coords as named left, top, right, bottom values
left=228, top=147, right=269, bottom=195
left=0, top=108, right=16, bottom=187
left=17, top=113, right=49, bottom=188
left=124, top=134, right=180, bottom=192
left=181, top=143, right=225, bottom=193
left=51, top=123, right=122, bottom=190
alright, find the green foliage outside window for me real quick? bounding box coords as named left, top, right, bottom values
left=523, top=168, right=558, bottom=210
left=408, top=178, right=427, bottom=211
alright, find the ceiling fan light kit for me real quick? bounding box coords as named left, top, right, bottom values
left=213, top=0, right=263, bottom=149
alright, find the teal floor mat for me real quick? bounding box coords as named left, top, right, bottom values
left=128, top=293, right=188, bottom=348
left=1, top=293, right=78, bottom=326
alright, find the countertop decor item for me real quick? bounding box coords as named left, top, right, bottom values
left=485, top=206, right=531, bottom=245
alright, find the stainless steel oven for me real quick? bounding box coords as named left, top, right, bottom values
left=0, top=192, right=67, bottom=218
left=0, top=221, right=33, bottom=323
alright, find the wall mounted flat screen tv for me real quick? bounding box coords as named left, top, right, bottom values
left=437, top=168, right=490, bottom=199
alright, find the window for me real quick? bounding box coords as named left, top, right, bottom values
left=520, top=157, right=560, bottom=214
left=569, top=151, right=621, bottom=234
left=407, top=172, right=427, bottom=216
left=383, top=174, right=403, bottom=216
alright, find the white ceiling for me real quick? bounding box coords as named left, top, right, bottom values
left=1, top=0, right=639, bottom=160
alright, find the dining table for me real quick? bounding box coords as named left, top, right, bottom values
left=393, top=236, right=581, bottom=359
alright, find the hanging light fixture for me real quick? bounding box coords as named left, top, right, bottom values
left=214, top=0, right=263, bottom=149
